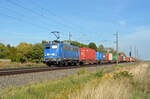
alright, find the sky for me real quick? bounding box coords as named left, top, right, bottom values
left=0, top=0, right=150, bottom=60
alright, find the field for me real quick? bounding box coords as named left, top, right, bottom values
left=0, top=62, right=150, bottom=99
left=0, top=62, right=47, bottom=69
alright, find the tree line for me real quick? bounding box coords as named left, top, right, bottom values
left=0, top=40, right=125, bottom=63
left=70, top=41, right=118, bottom=54
left=0, top=42, right=43, bottom=63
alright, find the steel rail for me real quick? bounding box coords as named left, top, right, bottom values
left=0, top=62, right=131, bottom=76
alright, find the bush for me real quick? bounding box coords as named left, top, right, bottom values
left=112, top=65, right=121, bottom=70
left=20, top=57, right=27, bottom=64
left=32, top=59, right=41, bottom=63
left=113, top=71, right=133, bottom=80
left=94, top=69, right=104, bottom=78
left=10, top=54, right=27, bottom=63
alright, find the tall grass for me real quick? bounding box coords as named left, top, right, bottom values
left=69, top=63, right=150, bottom=99
left=0, top=68, right=105, bottom=99
left=0, top=62, right=46, bottom=69
left=1, top=63, right=148, bottom=99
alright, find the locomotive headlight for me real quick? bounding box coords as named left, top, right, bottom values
left=47, top=53, right=50, bottom=56
left=52, top=45, right=58, bottom=49
left=51, top=53, right=55, bottom=56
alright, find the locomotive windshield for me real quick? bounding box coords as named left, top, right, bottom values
left=44, top=45, right=50, bottom=49
left=44, top=44, right=58, bottom=49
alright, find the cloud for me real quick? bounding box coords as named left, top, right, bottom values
left=120, top=26, right=150, bottom=60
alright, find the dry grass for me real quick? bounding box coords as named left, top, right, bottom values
left=130, top=63, right=149, bottom=81
left=69, top=62, right=150, bottom=99
left=0, top=62, right=46, bottom=69
left=1, top=62, right=150, bottom=99
left=69, top=78, right=131, bottom=99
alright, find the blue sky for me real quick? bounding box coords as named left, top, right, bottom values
left=0, top=0, right=150, bottom=60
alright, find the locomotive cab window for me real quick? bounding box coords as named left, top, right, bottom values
left=45, top=45, right=50, bottom=49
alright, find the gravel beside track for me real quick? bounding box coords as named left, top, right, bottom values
left=0, top=64, right=127, bottom=91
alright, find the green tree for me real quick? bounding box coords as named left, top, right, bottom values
left=7, top=44, right=11, bottom=49
left=31, top=43, right=43, bottom=63
left=106, top=48, right=117, bottom=54
left=70, top=41, right=80, bottom=47
left=119, top=52, right=126, bottom=56
left=42, top=40, right=48, bottom=44
left=70, top=41, right=88, bottom=48
left=16, top=42, right=33, bottom=62
left=0, top=43, right=9, bottom=58
left=88, top=42, right=97, bottom=50
left=8, top=47, right=17, bottom=59
left=109, top=48, right=117, bottom=54
left=97, top=44, right=107, bottom=53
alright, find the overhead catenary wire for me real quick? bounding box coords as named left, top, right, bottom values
left=0, top=6, right=67, bottom=32
left=0, top=12, right=51, bottom=31
left=6, top=0, right=79, bottom=33
left=29, top=0, right=86, bottom=33
left=0, top=2, right=72, bottom=41
left=1, top=0, right=97, bottom=42
left=10, top=0, right=96, bottom=39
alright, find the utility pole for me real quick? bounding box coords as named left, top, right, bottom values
left=68, top=32, right=72, bottom=44
left=134, top=46, right=136, bottom=58
left=137, top=48, right=138, bottom=59
left=116, top=32, right=119, bottom=65
left=129, top=46, right=132, bottom=62
left=129, top=46, right=132, bottom=57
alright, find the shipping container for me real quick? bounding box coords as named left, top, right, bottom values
left=79, top=48, right=95, bottom=61
left=121, top=56, right=125, bottom=61
left=118, top=55, right=122, bottom=62
left=113, top=53, right=117, bottom=61
left=125, top=57, right=129, bottom=62
left=129, top=57, right=135, bottom=62
left=105, top=53, right=109, bottom=61
left=132, top=58, right=136, bottom=62
left=125, top=57, right=127, bottom=62
left=127, top=57, right=129, bottom=61
left=109, top=53, right=113, bottom=61
left=129, top=57, right=132, bottom=62
left=124, top=56, right=126, bottom=61
left=96, top=52, right=104, bottom=60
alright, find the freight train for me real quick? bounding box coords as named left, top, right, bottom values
left=43, top=41, right=135, bottom=66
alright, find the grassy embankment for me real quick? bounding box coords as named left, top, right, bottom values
left=0, top=62, right=150, bottom=99
left=69, top=62, right=150, bottom=99
left=0, top=62, right=46, bottom=69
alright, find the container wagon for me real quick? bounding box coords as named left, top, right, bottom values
left=112, top=53, right=117, bottom=63
left=79, top=48, right=96, bottom=64
left=118, top=55, right=122, bottom=62
left=96, top=52, right=104, bottom=64
left=125, top=57, right=129, bottom=62
left=104, top=53, right=109, bottom=63
left=108, top=53, right=113, bottom=63
left=121, top=55, right=126, bottom=62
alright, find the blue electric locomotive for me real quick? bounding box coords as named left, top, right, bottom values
left=43, top=41, right=80, bottom=66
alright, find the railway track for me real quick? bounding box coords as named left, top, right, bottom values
left=0, top=66, right=82, bottom=76
left=0, top=62, right=130, bottom=76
